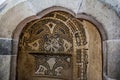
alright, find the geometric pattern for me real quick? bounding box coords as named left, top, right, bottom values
left=17, top=11, right=88, bottom=80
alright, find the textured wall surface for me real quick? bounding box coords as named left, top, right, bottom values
left=100, top=0, right=120, bottom=17
left=0, top=0, right=120, bottom=80
left=0, top=55, right=10, bottom=80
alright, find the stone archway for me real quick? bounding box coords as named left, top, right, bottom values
left=16, top=11, right=102, bottom=80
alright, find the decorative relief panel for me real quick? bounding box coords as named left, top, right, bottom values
left=17, top=11, right=89, bottom=80
left=29, top=53, right=73, bottom=80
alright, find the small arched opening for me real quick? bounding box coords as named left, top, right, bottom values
left=12, top=9, right=105, bottom=80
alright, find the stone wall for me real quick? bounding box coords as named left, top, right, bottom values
left=0, top=0, right=120, bottom=80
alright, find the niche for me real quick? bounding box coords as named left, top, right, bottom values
left=17, top=11, right=102, bottom=80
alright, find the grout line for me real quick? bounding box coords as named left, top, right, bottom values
left=0, top=37, right=12, bottom=40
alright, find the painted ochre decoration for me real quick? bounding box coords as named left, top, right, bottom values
left=17, top=11, right=89, bottom=80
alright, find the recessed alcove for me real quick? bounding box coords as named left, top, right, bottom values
left=15, top=11, right=102, bottom=80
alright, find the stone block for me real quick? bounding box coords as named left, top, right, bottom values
left=103, top=73, right=117, bottom=80
left=0, top=38, right=11, bottom=55
left=0, top=1, right=36, bottom=38
left=55, top=0, right=82, bottom=14
left=0, top=55, right=11, bottom=80
left=28, top=0, right=56, bottom=13
left=100, top=0, right=120, bottom=16
left=106, top=40, right=120, bottom=79
left=78, top=0, right=120, bottom=40
left=29, top=0, right=82, bottom=14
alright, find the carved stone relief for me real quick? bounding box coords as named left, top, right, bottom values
left=29, top=53, right=73, bottom=80
left=17, top=11, right=102, bottom=80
